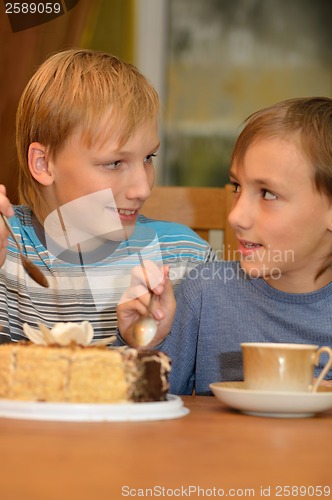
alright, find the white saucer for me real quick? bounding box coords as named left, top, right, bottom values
left=0, top=394, right=189, bottom=422
left=210, top=382, right=332, bottom=418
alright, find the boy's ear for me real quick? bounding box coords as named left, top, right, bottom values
left=28, top=143, right=54, bottom=185
left=327, top=204, right=332, bottom=233
left=328, top=217, right=332, bottom=233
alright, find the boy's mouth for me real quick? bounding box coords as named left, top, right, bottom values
left=238, top=239, right=263, bottom=256
left=241, top=240, right=262, bottom=249
left=107, top=207, right=139, bottom=216
left=117, top=209, right=138, bottom=216
left=114, top=208, right=140, bottom=223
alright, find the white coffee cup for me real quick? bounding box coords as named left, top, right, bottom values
left=241, top=342, right=332, bottom=392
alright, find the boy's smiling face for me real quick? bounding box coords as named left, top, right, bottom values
left=34, top=119, right=159, bottom=243
left=229, top=135, right=332, bottom=292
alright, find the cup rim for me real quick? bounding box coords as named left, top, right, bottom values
left=240, top=342, right=319, bottom=350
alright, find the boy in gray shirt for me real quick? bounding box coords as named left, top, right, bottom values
left=117, top=97, right=332, bottom=394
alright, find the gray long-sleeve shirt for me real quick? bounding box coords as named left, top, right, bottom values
left=160, top=261, right=332, bottom=395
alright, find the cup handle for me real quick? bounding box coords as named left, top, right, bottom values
left=311, top=347, right=332, bottom=392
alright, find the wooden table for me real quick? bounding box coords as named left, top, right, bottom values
left=0, top=396, right=331, bottom=500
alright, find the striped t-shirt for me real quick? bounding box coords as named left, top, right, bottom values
left=0, top=206, right=215, bottom=343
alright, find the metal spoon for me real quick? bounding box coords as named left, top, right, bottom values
left=1, top=214, right=49, bottom=288
left=132, top=253, right=158, bottom=347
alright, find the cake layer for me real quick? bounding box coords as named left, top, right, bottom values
left=0, top=343, right=171, bottom=403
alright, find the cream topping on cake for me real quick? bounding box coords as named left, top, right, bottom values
left=23, top=321, right=95, bottom=346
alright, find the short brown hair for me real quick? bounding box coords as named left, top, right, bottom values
left=16, top=48, right=159, bottom=215
left=232, top=97, right=332, bottom=198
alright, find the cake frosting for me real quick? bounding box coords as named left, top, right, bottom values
left=22, top=321, right=114, bottom=346
left=0, top=322, right=171, bottom=403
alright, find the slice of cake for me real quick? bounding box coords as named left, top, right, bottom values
left=0, top=322, right=171, bottom=403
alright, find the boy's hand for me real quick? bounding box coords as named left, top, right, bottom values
left=117, top=261, right=176, bottom=349
left=0, top=185, right=14, bottom=268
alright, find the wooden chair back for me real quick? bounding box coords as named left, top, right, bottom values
left=141, top=184, right=238, bottom=260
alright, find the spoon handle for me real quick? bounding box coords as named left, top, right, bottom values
left=1, top=213, right=20, bottom=247
left=1, top=213, right=49, bottom=288
left=137, top=251, right=153, bottom=294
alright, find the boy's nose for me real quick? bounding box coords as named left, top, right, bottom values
left=126, top=166, right=153, bottom=201
left=227, top=194, right=253, bottom=231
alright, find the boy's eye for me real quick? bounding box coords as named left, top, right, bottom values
left=262, top=189, right=277, bottom=200
left=144, top=152, right=158, bottom=164
left=230, top=181, right=240, bottom=193
left=102, top=160, right=122, bottom=169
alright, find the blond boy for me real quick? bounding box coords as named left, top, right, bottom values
left=0, top=49, right=214, bottom=342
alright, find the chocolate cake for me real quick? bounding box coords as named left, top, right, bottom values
left=0, top=343, right=171, bottom=403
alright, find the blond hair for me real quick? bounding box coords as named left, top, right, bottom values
left=16, top=48, right=159, bottom=216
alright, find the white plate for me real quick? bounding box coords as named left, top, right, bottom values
left=210, top=382, right=332, bottom=418
left=0, top=394, right=189, bottom=422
